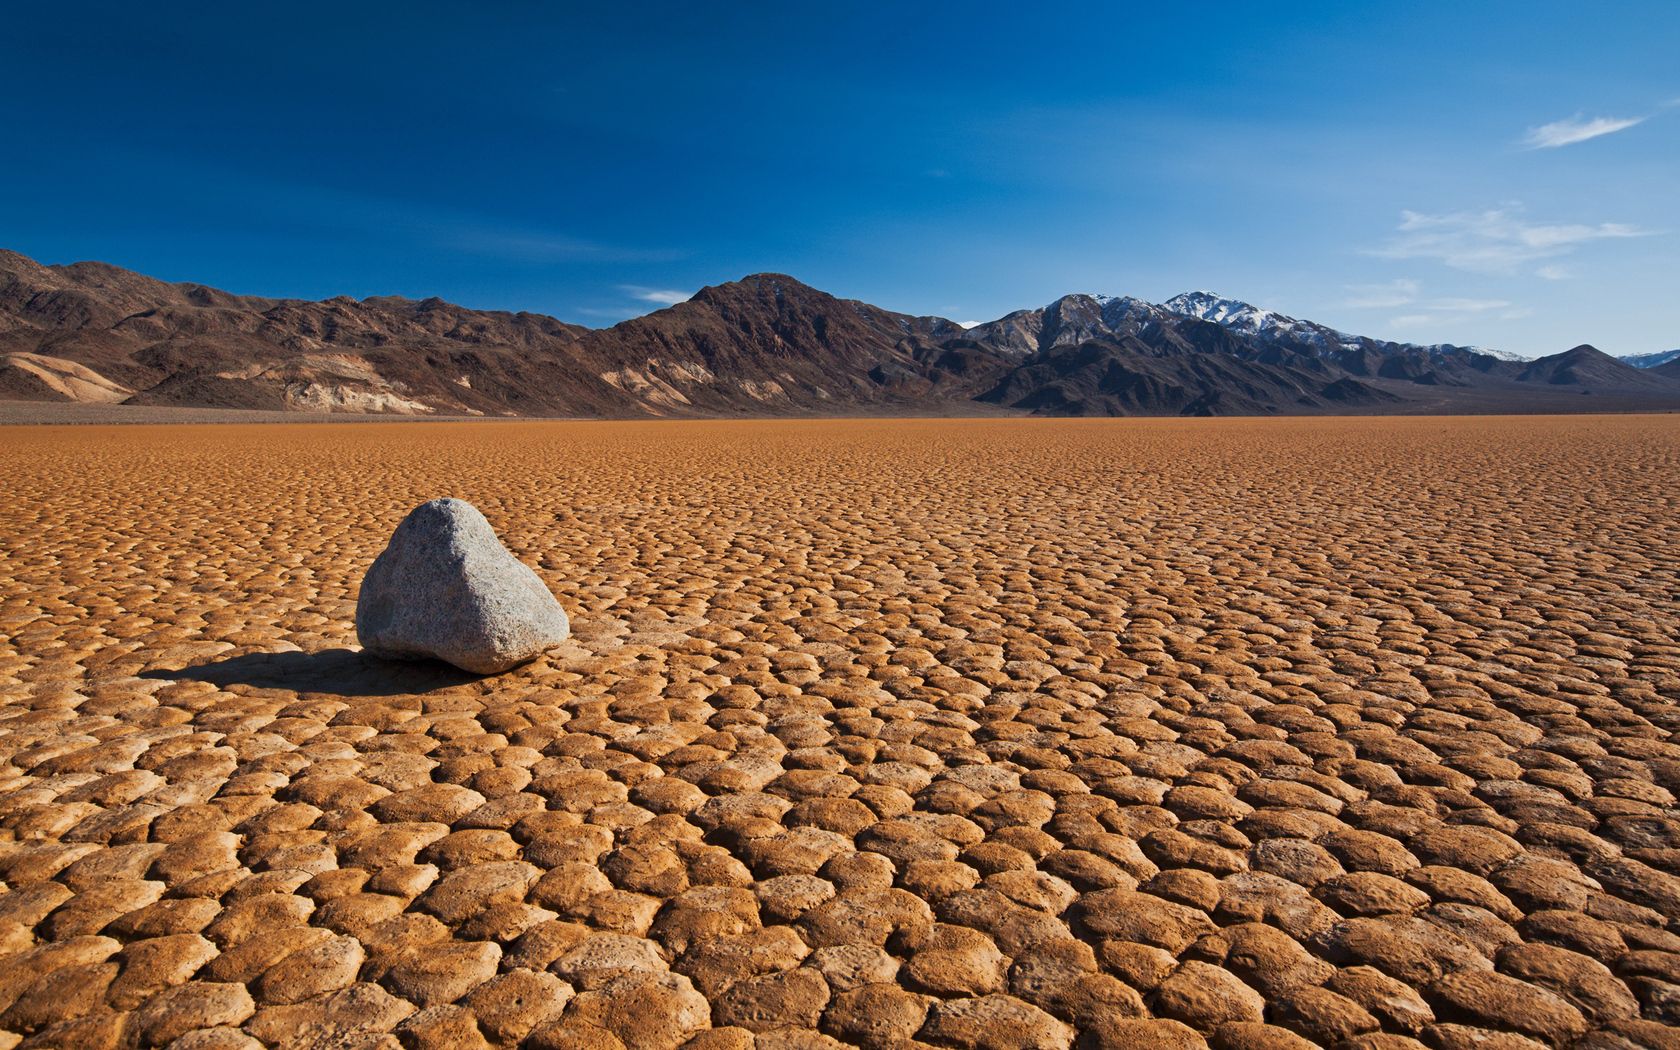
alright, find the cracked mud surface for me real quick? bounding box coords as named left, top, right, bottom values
left=1, top=416, right=1678, bottom=1050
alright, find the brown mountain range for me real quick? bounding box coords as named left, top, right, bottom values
left=3, top=249, right=1678, bottom=418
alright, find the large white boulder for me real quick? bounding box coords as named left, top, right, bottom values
left=356, top=498, right=569, bottom=674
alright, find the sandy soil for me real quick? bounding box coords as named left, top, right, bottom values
left=0, top=401, right=497, bottom=426
left=0, top=400, right=1023, bottom=427
left=1, top=416, right=1677, bottom=1050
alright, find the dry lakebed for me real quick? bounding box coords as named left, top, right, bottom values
left=0, top=415, right=1677, bottom=1050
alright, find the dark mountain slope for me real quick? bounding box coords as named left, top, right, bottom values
left=0, top=249, right=632, bottom=416
left=979, top=337, right=1396, bottom=417
left=1517, top=345, right=1678, bottom=389
left=568, top=274, right=999, bottom=413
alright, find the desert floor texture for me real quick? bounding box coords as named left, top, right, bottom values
left=1, top=415, right=1678, bottom=1050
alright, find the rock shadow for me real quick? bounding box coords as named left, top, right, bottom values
left=141, top=647, right=482, bottom=697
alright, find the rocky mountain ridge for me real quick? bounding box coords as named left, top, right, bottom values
left=1619, top=348, right=1680, bottom=369
left=4, top=249, right=1678, bottom=418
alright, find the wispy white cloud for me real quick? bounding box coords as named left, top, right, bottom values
left=1341, top=278, right=1419, bottom=309
left=620, top=285, right=692, bottom=306
left=1428, top=297, right=1511, bottom=313
left=1535, top=264, right=1570, bottom=280
left=1345, top=280, right=1522, bottom=321
left=1372, top=205, right=1649, bottom=273
left=1523, top=114, right=1645, bottom=149
left=450, top=229, right=604, bottom=261
left=440, top=226, right=683, bottom=265
left=1383, top=297, right=1515, bottom=328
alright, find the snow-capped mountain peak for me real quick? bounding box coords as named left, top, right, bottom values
left=1156, top=290, right=1533, bottom=363
left=1161, top=291, right=1295, bottom=335
left=966, top=288, right=1529, bottom=364
left=1472, top=347, right=1533, bottom=363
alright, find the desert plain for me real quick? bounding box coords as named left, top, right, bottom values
left=0, top=414, right=1678, bottom=1050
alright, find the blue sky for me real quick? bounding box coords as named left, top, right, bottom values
left=3, top=2, right=1675, bottom=357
